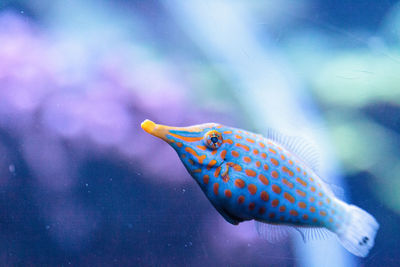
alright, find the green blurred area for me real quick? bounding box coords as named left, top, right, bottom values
left=286, top=14, right=400, bottom=214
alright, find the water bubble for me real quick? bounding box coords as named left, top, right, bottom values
left=45, top=225, right=50, bottom=230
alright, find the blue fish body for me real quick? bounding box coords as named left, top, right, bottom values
left=141, top=120, right=379, bottom=257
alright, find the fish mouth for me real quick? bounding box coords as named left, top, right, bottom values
left=141, top=119, right=170, bottom=142
left=141, top=119, right=204, bottom=143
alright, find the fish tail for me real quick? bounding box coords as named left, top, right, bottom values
left=336, top=203, right=379, bottom=257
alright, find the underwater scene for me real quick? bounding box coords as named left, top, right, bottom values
left=0, top=0, right=399, bottom=266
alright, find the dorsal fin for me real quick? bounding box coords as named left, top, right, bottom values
left=264, top=129, right=344, bottom=198
left=265, top=129, right=320, bottom=172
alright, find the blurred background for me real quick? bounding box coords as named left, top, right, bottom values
left=0, top=0, right=399, bottom=266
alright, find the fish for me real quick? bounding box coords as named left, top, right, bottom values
left=141, top=119, right=379, bottom=257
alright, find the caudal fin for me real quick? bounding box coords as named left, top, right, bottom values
left=337, top=204, right=379, bottom=257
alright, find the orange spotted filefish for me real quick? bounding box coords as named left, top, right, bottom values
left=141, top=120, right=379, bottom=257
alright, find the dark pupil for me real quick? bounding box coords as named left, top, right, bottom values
left=211, top=137, right=218, bottom=144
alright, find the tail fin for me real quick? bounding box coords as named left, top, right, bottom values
left=337, top=204, right=379, bottom=257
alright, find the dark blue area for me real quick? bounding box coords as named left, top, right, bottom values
left=314, top=0, right=398, bottom=30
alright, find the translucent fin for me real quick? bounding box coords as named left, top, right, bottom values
left=319, top=179, right=345, bottom=199
left=337, top=204, right=379, bottom=257
left=294, top=227, right=333, bottom=242
left=255, top=221, right=294, bottom=243
left=265, top=129, right=320, bottom=172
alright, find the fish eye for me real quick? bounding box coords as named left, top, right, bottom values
left=204, top=130, right=223, bottom=149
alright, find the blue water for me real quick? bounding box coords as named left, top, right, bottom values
left=0, top=0, right=398, bottom=266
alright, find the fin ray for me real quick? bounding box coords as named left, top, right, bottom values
left=255, top=221, right=294, bottom=243
left=265, top=129, right=320, bottom=172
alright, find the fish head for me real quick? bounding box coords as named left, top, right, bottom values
left=141, top=119, right=234, bottom=175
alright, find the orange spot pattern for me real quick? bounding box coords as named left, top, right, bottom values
left=310, top=207, right=316, bottom=213
left=227, top=162, right=242, bottom=172
left=269, top=148, right=277, bottom=154
left=207, top=160, right=217, bottom=170
left=238, top=195, right=245, bottom=204
left=223, top=131, right=232, bottom=134
left=220, top=150, right=227, bottom=160
left=271, top=199, right=279, bottom=207
left=279, top=206, right=286, bottom=212
left=192, top=169, right=202, bottom=173
left=282, top=179, right=294, bottom=189
left=231, top=151, right=239, bottom=157
left=296, top=177, right=307, bottom=187
left=185, top=147, right=206, bottom=164
left=320, top=211, right=327, bottom=216
left=269, top=213, right=276, bottom=219
left=310, top=197, right=315, bottom=202
left=258, top=174, right=269, bottom=185
left=261, top=153, right=267, bottom=159
left=249, top=202, right=256, bottom=210
left=248, top=184, right=257, bottom=195
left=259, top=142, right=265, bottom=148
left=298, top=202, right=307, bottom=209
left=214, top=166, right=221, bottom=178
left=270, top=158, right=279, bottom=166
left=203, top=175, right=209, bottom=184
left=296, top=189, right=306, bottom=197
left=272, top=185, right=282, bottom=194
left=280, top=154, right=286, bottom=160
left=224, top=189, right=232, bottom=198
left=223, top=139, right=234, bottom=145
left=271, top=171, right=279, bottom=178
left=260, top=191, right=269, bottom=201
left=213, top=183, right=219, bottom=195
left=259, top=207, right=266, bottom=214
left=235, top=135, right=243, bottom=139
left=290, top=210, right=299, bottom=216
left=302, top=214, right=309, bottom=220
left=243, top=156, right=252, bottom=163
left=310, top=186, right=316, bottom=192
left=245, top=169, right=257, bottom=177
left=196, top=145, right=207, bottom=151
left=255, top=161, right=261, bottom=168
left=284, top=192, right=295, bottom=203
left=263, top=164, right=269, bottom=171
left=246, top=138, right=255, bottom=144
left=235, top=143, right=250, bottom=151
left=169, top=133, right=203, bottom=142
left=253, top=149, right=259, bottom=155
left=234, top=179, right=245, bottom=188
